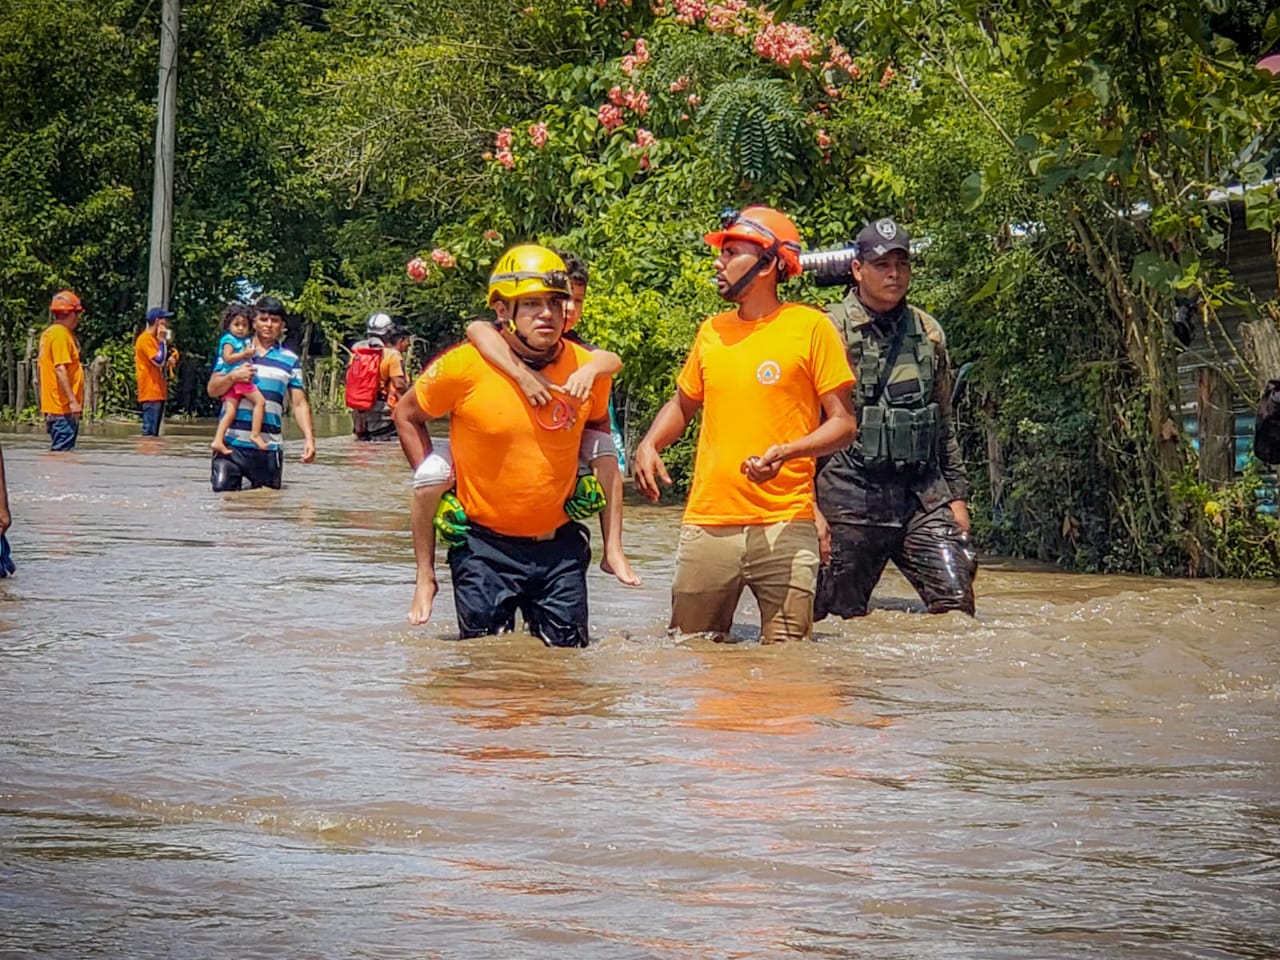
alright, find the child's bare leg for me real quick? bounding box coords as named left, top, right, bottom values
left=593, top=454, right=641, bottom=586
left=211, top=398, right=237, bottom=455
left=247, top=388, right=269, bottom=450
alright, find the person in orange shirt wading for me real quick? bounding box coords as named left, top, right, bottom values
left=392, top=245, right=614, bottom=647
left=632, top=207, right=859, bottom=643
left=38, top=290, right=86, bottom=452
left=135, top=306, right=179, bottom=436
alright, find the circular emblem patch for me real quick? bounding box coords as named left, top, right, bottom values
left=756, top=360, right=781, bottom=385
left=875, top=218, right=897, bottom=239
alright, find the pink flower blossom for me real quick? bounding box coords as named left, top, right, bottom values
left=705, top=0, right=747, bottom=33
left=687, top=93, right=702, bottom=107
left=430, top=248, right=457, bottom=268
left=816, top=129, right=832, bottom=149
left=635, top=127, right=657, bottom=147
left=483, top=229, right=501, bottom=241
left=598, top=102, right=624, bottom=133
left=671, top=0, right=707, bottom=24
left=880, top=65, right=896, bottom=87
left=529, top=121, right=548, bottom=148
left=623, top=87, right=651, bottom=116
left=669, top=75, right=690, bottom=93
left=621, top=54, right=637, bottom=75
left=753, top=21, right=818, bottom=69
left=634, top=38, right=650, bottom=64
left=496, top=150, right=515, bottom=169
left=495, top=128, right=513, bottom=151
left=639, top=155, right=651, bottom=171
left=608, top=85, right=626, bottom=106
left=406, top=257, right=429, bottom=282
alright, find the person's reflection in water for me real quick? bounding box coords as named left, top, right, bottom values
left=411, top=644, right=623, bottom=737
left=669, top=646, right=905, bottom=820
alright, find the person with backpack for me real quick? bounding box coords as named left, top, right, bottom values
left=814, top=218, right=976, bottom=618
left=348, top=313, right=410, bottom=442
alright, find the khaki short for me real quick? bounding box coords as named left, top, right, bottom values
left=670, top=520, right=820, bottom=643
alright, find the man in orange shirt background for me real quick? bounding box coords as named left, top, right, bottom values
left=392, top=244, right=613, bottom=647
left=632, top=207, right=858, bottom=643
left=135, top=306, right=178, bottom=436
left=38, top=290, right=86, bottom=452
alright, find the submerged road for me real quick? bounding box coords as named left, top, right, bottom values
left=1, top=419, right=1277, bottom=958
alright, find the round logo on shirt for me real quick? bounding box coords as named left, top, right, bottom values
left=756, top=360, right=781, bottom=385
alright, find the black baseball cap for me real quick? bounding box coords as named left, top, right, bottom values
left=855, top=218, right=910, bottom=260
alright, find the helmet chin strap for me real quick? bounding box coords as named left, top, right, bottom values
left=722, top=251, right=777, bottom=302
left=506, top=320, right=563, bottom=370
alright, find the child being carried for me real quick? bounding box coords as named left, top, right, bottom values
left=211, top=303, right=269, bottom=454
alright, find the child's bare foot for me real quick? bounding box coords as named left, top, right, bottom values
left=602, top=552, right=643, bottom=587
left=408, top=577, right=438, bottom=625
left=211, top=438, right=232, bottom=455
left=250, top=432, right=270, bottom=451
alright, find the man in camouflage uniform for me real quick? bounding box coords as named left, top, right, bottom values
left=815, top=218, right=977, bottom=617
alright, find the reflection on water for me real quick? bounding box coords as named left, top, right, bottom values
left=1, top=423, right=1278, bottom=959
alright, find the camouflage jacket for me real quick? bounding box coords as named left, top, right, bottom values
left=816, top=292, right=969, bottom=526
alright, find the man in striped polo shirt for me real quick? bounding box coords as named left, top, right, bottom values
left=205, top=296, right=317, bottom=491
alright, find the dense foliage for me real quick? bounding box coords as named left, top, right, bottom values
left=2, top=0, right=1278, bottom=574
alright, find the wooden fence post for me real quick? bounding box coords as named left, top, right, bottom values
left=1197, top=366, right=1234, bottom=484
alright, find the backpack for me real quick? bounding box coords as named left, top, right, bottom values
left=345, top=344, right=383, bottom=411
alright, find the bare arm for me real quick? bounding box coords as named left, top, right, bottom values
left=632, top=389, right=701, bottom=501
left=206, top=364, right=253, bottom=398
left=466, top=319, right=553, bottom=405
left=561, top=349, right=623, bottom=402
left=223, top=342, right=254, bottom=364
left=55, top=364, right=81, bottom=415
left=391, top=390, right=444, bottom=625
left=287, top=386, right=316, bottom=463
left=744, top=386, right=857, bottom=483
left=0, top=442, right=11, bottom=536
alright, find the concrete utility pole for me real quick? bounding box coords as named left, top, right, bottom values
left=146, top=0, right=179, bottom=311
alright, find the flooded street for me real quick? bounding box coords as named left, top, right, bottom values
left=1, top=419, right=1278, bottom=959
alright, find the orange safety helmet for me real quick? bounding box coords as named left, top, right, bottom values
left=50, top=290, right=84, bottom=314
left=703, top=206, right=804, bottom=278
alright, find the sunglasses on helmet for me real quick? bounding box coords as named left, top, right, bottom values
left=489, top=269, right=571, bottom=292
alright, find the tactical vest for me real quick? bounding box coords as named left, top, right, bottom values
left=828, top=299, right=941, bottom=473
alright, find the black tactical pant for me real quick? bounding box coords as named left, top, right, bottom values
left=815, top=504, right=977, bottom=618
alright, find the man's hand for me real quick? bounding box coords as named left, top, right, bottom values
left=516, top=368, right=554, bottom=406
left=228, top=364, right=255, bottom=383
left=814, top=507, right=831, bottom=566
left=0, top=507, right=10, bottom=537
left=950, top=499, right=971, bottom=533
left=741, top=444, right=788, bottom=484
left=632, top=442, right=671, bottom=502
left=299, top=438, right=316, bottom=464
left=68, top=401, right=82, bottom=419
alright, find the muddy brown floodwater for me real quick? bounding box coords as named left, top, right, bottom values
left=1, top=418, right=1277, bottom=959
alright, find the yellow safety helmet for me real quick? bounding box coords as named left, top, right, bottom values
left=486, top=244, right=571, bottom=305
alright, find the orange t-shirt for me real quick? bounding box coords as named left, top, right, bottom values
left=379, top=347, right=406, bottom=407
left=413, top=341, right=612, bottom=537
left=676, top=303, right=855, bottom=525
left=38, top=323, right=84, bottom=415
left=134, top=330, right=168, bottom=402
